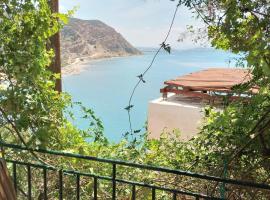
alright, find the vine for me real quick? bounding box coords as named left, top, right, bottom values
left=125, top=2, right=180, bottom=144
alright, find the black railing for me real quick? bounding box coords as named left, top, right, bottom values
left=1, top=142, right=270, bottom=199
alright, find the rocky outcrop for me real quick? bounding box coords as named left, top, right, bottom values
left=61, top=18, right=141, bottom=66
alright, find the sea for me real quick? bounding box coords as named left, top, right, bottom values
left=63, top=48, right=238, bottom=142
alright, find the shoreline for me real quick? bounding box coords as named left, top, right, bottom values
left=62, top=53, right=142, bottom=76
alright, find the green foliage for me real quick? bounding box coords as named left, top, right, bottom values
left=0, top=0, right=63, bottom=143
left=178, top=0, right=270, bottom=196
left=173, top=0, right=270, bottom=198
left=0, top=0, right=104, bottom=149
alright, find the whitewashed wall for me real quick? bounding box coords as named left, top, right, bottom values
left=147, top=95, right=204, bottom=141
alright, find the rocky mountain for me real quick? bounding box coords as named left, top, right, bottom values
left=61, top=18, right=141, bottom=66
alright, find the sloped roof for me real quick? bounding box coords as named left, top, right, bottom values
left=164, top=68, right=255, bottom=92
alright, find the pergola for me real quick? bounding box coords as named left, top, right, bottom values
left=160, top=68, right=258, bottom=101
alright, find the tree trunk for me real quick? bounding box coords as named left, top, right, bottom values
left=49, top=0, right=62, bottom=92
left=0, top=159, right=16, bottom=200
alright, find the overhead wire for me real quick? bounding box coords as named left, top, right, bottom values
left=125, top=2, right=181, bottom=140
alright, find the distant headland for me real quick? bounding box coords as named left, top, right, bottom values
left=60, top=18, right=142, bottom=75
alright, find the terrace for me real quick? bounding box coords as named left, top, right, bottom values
left=148, top=68, right=258, bottom=140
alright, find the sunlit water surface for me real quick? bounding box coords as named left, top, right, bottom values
left=63, top=48, right=238, bottom=142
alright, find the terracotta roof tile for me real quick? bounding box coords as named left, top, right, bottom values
left=164, top=68, right=254, bottom=92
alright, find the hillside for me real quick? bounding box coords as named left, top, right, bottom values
left=60, top=18, right=142, bottom=67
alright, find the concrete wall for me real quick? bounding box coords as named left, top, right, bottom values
left=147, top=95, right=204, bottom=141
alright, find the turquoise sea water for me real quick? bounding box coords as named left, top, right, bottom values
left=63, top=48, right=237, bottom=142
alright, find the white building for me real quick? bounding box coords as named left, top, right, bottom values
left=147, top=68, right=256, bottom=141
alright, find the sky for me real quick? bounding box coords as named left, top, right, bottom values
left=60, top=0, right=204, bottom=49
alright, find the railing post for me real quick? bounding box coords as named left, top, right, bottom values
left=220, top=158, right=228, bottom=199
left=12, top=163, right=17, bottom=194
left=132, top=185, right=136, bottom=200
left=76, top=174, right=80, bottom=200
left=43, top=168, right=47, bottom=200
left=94, top=177, right=98, bottom=200
left=59, top=170, right=63, bottom=200
left=27, top=165, right=31, bottom=200
left=112, top=164, right=116, bottom=200
left=152, top=188, right=156, bottom=200
left=173, top=192, right=177, bottom=200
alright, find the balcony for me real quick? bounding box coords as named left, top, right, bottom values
left=1, top=142, right=270, bottom=199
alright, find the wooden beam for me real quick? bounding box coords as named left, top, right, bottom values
left=161, top=88, right=212, bottom=100
left=160, top=88, right=248, bottom=101
left=49, top=0, right=62, bottom=92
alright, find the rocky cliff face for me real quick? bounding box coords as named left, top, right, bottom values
left=61, top=18, right=141, bottom=66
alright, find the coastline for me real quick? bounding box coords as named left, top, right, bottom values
left=62, top=53, right=143, bottom=76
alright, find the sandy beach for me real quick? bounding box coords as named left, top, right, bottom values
left=62, top=56, right=94, bottom=76
left=62, top=53, right=142, bottom=76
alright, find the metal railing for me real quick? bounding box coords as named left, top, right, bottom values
left=1, top=142, right=270, bottom=200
